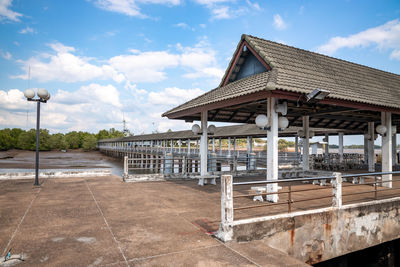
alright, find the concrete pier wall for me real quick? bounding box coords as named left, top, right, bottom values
left=0, top=170, right=112, bottom=180
left=229, top=197, right=400, bottom=264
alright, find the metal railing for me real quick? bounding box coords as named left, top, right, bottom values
left=220, top=171, right=400, bottom=227
left=122, top=153, right=301, bottom=177
left=123, top=155, right=202, bottom=176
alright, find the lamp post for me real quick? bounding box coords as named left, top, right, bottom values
left=23, top=88, right=51, bottom=186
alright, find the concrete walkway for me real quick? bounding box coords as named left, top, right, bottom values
left=0, top=176, right=307, bottom=266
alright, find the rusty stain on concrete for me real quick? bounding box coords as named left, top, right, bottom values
left=228, top=197, right=400, bottom=264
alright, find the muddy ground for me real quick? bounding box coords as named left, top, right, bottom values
left=0, top=149, right=120, bottom=170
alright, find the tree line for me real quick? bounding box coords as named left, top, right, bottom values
left=0, top=128, right=125, bottom=151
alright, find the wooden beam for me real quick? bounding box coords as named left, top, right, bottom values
left=312, top=114, right=372, bottom=123
left=164, top=90, right=271, bottom=119
left=228, top=110, right=239, bottom=121
left=210, top=109, right=220, bottom=120
left=289, top=116, right=300, bottom=124
left=323, top=119, right=336, bottom=128
left=243, top=112, right=255, bottom=123
left=311, top=118, right=325, bottom=128
left=336, top=120, right=350, bottom=128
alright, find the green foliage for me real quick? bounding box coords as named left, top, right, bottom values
left=0, top=127, right=126, bottom=151
left=0, top=129, right=13, bottom=150
left=82, top=135, right=97, bottom=151
left=278, top=139, right=289, bottom=151
left=96, top=128, right=124, bottom=140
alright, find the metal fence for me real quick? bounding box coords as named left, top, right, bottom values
left=220, top=171, right=400, bottom=227
left=122, top=153, right=301, bottom=177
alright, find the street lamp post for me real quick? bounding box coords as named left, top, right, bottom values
left=23, top=88, right=51, bottom=186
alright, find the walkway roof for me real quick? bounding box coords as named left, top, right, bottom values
left=98, top=124, right=358, bottom=143
left=162, top=34, right=400, bottom=133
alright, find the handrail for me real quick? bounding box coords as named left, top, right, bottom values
left=233, top=175, right=335, bottom=186
left=233, top=171, right=400, bottom=186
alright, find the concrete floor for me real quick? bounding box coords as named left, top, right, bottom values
left=0, top=176, right=307, bottom=267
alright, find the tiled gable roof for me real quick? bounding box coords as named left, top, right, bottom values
left=163, top=34, right=400, bottom=118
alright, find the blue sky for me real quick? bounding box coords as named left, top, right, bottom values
left=1, top=0, right=400, bottom=145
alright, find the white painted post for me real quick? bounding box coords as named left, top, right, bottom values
left=123, top=156, right=128, bottom=179
left=339, top=132, right=344, bottom=163
left=233, top=137, right=236, bottom=153
left=212, top=137, right=215, bottom=152
left=382, top=112, right=392, bottom=188
left=332, top=172, right=342, bottom=208
left=228, top=137, right=231, bottom=157
left=302, top=116, right=310, bottom=171
left=364, top=134, right=369, bottom=165
left=170, top=139, right=173, bottom=153
left=218, top=174, right=233, bottom=242
left=325, top=133, right=329, bottom=164
left=392, top=132, right=397, bottom=165
left=188, top=139, right=191, bottom=154
left=179, top=139, right=181, bottom=153
left=219, top=138, right=222, bottom=155
left=250, top=136, right=253, bottom=153
left=368, top=122, right=375, bottom=172
left=267, top=97, right=279, bottom=203
left=200, top=111, right=208, bottom=177
left=246, top=136, right=250, bottom=153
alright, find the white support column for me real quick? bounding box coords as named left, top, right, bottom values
left=382, top=112, right=392, bottom=188
left=364, top=134, right=369, bottom=165
left=219, top=138, right=222, bottom=155
left=325, top=134, right=329, bottom=163
left=368, top=122, right=375, bottom=172
left=338, top=132, right=344, bottom=163
left=188, top=139, right=191, bottom=154
left=246, top=136, right=250, bottom=154
left=267, top=97, right=279, bottom=203
left=228, top=137, right=231, bottom=157
left=233, top=137, right=236, bottom=153
left=200, top=111, right=208, bottom=177
left=212, top=137, right=215, bottom=152
left=170, top=140, right=173, bottom=152
left=178, top=139, right=181, bottom=153
left=302, top=116, right=310, bottom=171
left=250, top=137, right=253, bottom=153
left=392, top=132, right=397, bottom=165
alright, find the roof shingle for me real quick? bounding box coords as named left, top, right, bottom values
left=163, top=34, right=400, bottom=118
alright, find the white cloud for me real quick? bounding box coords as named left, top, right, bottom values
left=0, top=85, right=202, bottom=134
left=173, top=22, right=192, bottom=30
left=110, top=39, right=224, bottom=82
left=194, top=0, right=231, bottom=6
left=12, top=42, right=125, bottom=83
left=12, top=39, right=223, bottom=84
left=246, top=0, right=260, bottom=11
left=0, top=89, right=27, bottom=110
left=1, top=51, right=11, bottom=60
left=110, top=51, right=180, bottom=82
left=273, top=14, right=287, bottom=30
left=93, top=0, right=181, bottom=18
left=390, top=50, right=400, bottom=60
left=317, top=19, right=400, bottom=59
left=194, top=0, right=254, bottom=20
left=148, top=87, right=204, bottom=106
left=211, top=6, right=230, bottom=19
left=0, top=0, right=22, bottom=22
left=19, top=26, right=35, bottom=34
